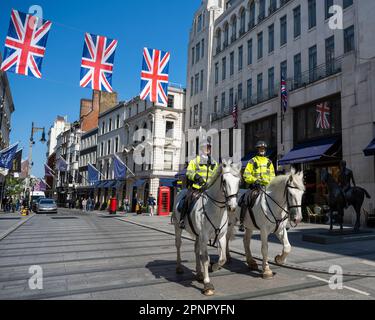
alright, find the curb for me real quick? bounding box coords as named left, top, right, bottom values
left=0, top=214, right=35, bottom=241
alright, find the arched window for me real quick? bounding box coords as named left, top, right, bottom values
left=240, top=8, right=246, bottom=35
left=224, top=23, right=229, bottom=48
left=231, top=16, right=237, bottom=42
left=216, top=28, right=222, bottom=53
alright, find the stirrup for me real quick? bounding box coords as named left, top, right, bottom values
left=239, top=224, right=245, bottom=232
left=179, top=220, right=186, bottom=229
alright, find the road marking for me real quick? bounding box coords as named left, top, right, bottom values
left=308, top=275, right=370, bottom=297
left=361, top=260, right=375, bottom=267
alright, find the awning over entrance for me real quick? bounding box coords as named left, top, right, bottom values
left=134, top=179, right=145, bottom=188
left=160, top=179, right=176, bottom=187
left=279, top=138, right=339, bottom=166
left=94, top=181, right=105, bottom=188
left=103, top=181, right=117, bottom=189
left=364, top=139, right=375, bottom=156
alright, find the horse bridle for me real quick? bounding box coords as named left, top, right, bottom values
left=258, top=182, right=303, bottom=232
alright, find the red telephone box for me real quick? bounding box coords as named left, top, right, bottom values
left=158, top=187, right=171, bottom=216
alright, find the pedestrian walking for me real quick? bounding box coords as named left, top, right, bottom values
left=148, top=194, right=156, bottom=216
left=82, top=198, right=87, bottom=212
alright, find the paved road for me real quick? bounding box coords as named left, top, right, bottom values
left=0, top=209, right=374, bottom=300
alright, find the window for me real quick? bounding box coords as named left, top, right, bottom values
left=230, top=51, right=234, bottom=75
left=325, top=36, right=335, bottom=75
left=194, top=105, right=199, bottom=126
left=247, top=79, right=252, bottom=105
left=268, top=67, right=275, bottom=98
left=166, top=121, right=174, bottom=139
left=195, top=74, right=199, bottom=94
left=115, top=137, right=119, bottom=153
left=294, top=53, right=302, bottom=87
left=201, top=39, right=205, bottom=58
left=216, top=29, right=222, bottom=53
left=199, top=102, right=203, bottom=123
left=164, top=152, right=173, bottom=171
left=280, top=60, right=287, bottom=79
left=215, top=63, right=219, bottom=85
left=268, top=24, right=274, bottom=53
left=108, top=118, right=112, bottom=132
left=238, top=83, right=243, bottom=101
left=196, top=42, right=200, bottom=63
left=308, top=0, right=317, bottom=29
left=344, top=25, right=355, bottom=53
left=214, top=96, right=218, bottom=113
left=168, top=95, right=174, bottom=108
left=343, top=0, right=353, bottom=9
left=102, top=122, right=105, bottom=135
left=197, top=14, right=202, bottom=32
left=293, top=6, right=301, bottom=38
left=116, top=115, right=120, bottom=129
left=247, top=39, right=253, bottom=65
left=200, top=70, right=204, bottom=91
left=238, top=46, right=243, bottom=71
left=189, top=107, right=192, bottom=126
left=309, top=45, right=318, bottom=82
left=325, top=0, right=334, bottom=20
left=280, top=15, right=287, bottom=46
left=101, top=142, right=104, bottom=157
left=190, top=77, right=194, bottom=96
left=257, top=32, right=263, bottom=60
left=257, top=73, right=263, bottom=101
left=229, top=88, right=234, bottom=108
left=259, top=0, right=266, bottom=22
left=192, top=47, right=195, bottom=65
left=240, top=9, right=246, bottom=35
left=222, top=57, right=227, bottom=80
left=224, top=24, right=229, bottom=48
left=231, top=17, right=237, bottom=42
left=249, top=2, right=255, bottom=29
left=221, top=92, right=226, bottom=112
left=107, top=140, right=111, bottom=155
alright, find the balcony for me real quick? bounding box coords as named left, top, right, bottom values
left=290, top=56, right=343, bottom=91
left=216, top=46, right=221, bottom=55
left=269, top=4, right=278, bottom=15
left=258, top=12, right=265, bottom=23
left=242, top=86, right=279, bottom=111
left=211, top=105, right=234, bottom=122
left=248, top=19, right=255, bottom=30
left=231, top=34, right=237, bottom=43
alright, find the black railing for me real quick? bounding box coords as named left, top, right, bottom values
left=242, top=86, right=279, bottom=111
left=290, top=56, right=343, bottom=91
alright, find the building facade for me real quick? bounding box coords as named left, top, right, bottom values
left=46, top=116, right=69, bottom=158
left=186, top=0, right=375, bottom=225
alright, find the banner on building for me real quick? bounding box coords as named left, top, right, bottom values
left=0, top=143, right=19, bottom=170
left=88, top=163, right=100, bottom=184
left=56, top=157, right=68, bottom=172
left=10, top=149, right=22, bottom=173
left=113, top=154, right=127, bottom=180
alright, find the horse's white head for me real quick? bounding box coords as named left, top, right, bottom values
left=222, top=159, right=242, bottom=212
left=286, top=168, right=305, bottom=225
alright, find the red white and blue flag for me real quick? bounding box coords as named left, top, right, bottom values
left=140, top=48, right=170, bottom=106
left=80, top=33, right=118, bottom=93
left=0, top=9, right=52, bottom=78
left=316, top=102, right=331, bottom=130
left=281, top=75, right=288, bottom=114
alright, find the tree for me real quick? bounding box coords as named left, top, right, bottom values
left=5, top=176, right=25, bottom=198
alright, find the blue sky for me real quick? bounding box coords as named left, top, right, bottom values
left=1, top=0, right=199, bottom=178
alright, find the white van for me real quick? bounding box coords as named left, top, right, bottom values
left=31, top=191, right=46, bottom=212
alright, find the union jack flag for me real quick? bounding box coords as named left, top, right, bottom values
left=281, top=75, right=288, bottom=114
left=316, top=102, right=331, bottom=130
left=140, top=48, right=170, bottom=106
left=80, top=33, right=118, bottom=93
left=0, top=9, right=52, bottom=78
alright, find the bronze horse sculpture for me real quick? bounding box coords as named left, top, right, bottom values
left=321, top=169, right=371, bottom=231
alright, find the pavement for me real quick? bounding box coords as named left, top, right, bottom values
left=0, top=208, right=374, bottom=300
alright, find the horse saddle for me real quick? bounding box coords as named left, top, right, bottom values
left=178, top=190, right=202, bottom=216
left=239, top=189, right=261, bottom=210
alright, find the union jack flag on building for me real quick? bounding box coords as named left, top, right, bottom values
left=140, top=48, right=170, bottom=106
left=0, top=9, right=52, bottom=78
left=80, top=33, right=118, bottom=93
left=316, top=102, right=331, bottom=130
left=281, top=75, right=288, bottom=114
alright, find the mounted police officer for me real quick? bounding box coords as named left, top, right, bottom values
left=179, top=137, right=219, bottom=229
left=239, top=141, right=276, bottom=232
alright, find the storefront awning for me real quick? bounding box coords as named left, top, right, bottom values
left=94, top=181, right=104, bottom=188
left=364, top=139, right=375, bottom=156
left=134, top=179, right=145, bottom=188
left=279, top=138, right=339, bottom=166
left=160, top=179, right=176, bottom=187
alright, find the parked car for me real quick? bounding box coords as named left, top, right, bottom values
left=36, top=199, right=58, bottom=214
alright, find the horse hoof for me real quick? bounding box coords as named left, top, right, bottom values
left=203, top=284, right=215, bottom=296
left=275, top=255, right=284, bottom=266
left=248, top=261, right=260, bottom=271
left=196, top=273, right=204, bottom=283
left=176, top=267, right=184, bottom=275
left=263, top=270, right=274, bottom=280
left=211, top=264, right=221, bottom=273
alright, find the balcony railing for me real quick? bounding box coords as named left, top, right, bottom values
left=242, top=86, right=279, bottom=111
left=290, top=56, right=343, bottom=91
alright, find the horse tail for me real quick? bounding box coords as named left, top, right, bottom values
left=358, top=187, right=371, bottom=199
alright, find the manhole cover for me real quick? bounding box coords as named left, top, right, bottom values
left=50, top=217, right=79, bottom=220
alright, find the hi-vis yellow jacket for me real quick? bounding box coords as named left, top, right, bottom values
left=186, top=156, right=219, bottom=190
left=243, top=156, right=276, bottom=186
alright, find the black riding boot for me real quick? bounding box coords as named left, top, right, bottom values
left=179, top=199, right=188, bottom=229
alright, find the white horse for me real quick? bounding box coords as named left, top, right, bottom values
left=226, top=169, right=305, bottom=279
left=173, top=159, right=242, bottom=296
